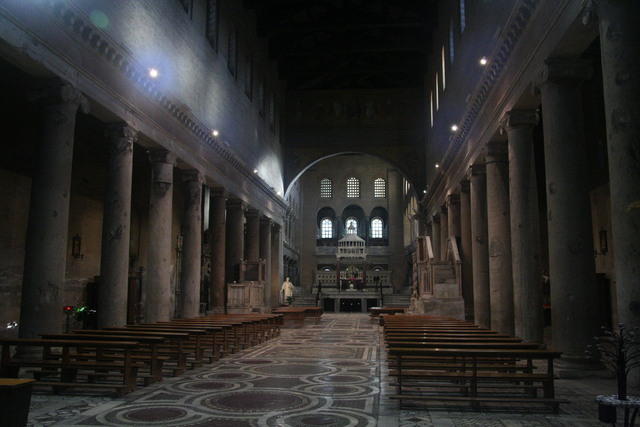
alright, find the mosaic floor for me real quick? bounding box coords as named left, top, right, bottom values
left=26, top=314, right=624, bottom=426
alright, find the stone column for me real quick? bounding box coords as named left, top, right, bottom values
left=504, top=109, right=543, bottom=342
left=469, top=164, right=490, bottom=328
left=431, top=214, right=441, bottom=260
left=260, top=217, right=272, bottom=308
left=271, top=224, right=283, bottom=306
left=209, top=188, right=226, bottom=313
left=389, top=169, right=406, bottom=291
left=597, top=0, right=640, bottom=336
left=539, top=58, right=599, bottom=374
left=145, top=149, right=176, bottom=323
left=459, top=180, right=474, bottom=321
left=179, top=170, right=203, bottom=319
left=447, top=193, right=461, bottom=240
left=225, top=199, right=245, bottom=284
left=20, top=82, right=88, bottom=338
left=440, top=205, right=448, bottom=260
left=98, top=124, right=136, bottom=328
left=485, top=141, right=514, bottom=336
left=245, top=209, right=261, bottom=263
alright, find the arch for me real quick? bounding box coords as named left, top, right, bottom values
left=284, top=151, right=418, bottom=199
left=369, top=206, right=389, bottom=243
left=341, top=205, right=366, bottom=239
left=317, top=207, right=336, bottom=241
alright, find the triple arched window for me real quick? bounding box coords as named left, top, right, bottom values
left=320, top=218, right=333, bottom=238
left=371, top=217, right=384, bottom=238
left=345, top=217, right=358, bottom=234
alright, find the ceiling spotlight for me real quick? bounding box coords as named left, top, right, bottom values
left=450, top=124, right=459, bottom=132
left=479, top=57, right=488, bottom=66
left=148, top=68, right=159, bottom=79
left=423, top=189, right=427, bottom=194
left=211, top=129, right=219, bottom=137
left=277, top=191, right=282, bottom=196
left=435, top=162, right=440, bottom=169
left=253, top=169, right=258, bottom=174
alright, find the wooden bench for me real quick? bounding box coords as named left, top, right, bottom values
left=1, top=338, right=141, bottom=396
left=369, top=307, right=407, bottom=317
left=387, top=346, right=566, bottom=411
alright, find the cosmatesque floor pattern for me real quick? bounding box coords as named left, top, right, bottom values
left=26, top=314, right=625, bottom=426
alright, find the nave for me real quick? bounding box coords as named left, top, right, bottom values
left=26, top=314, right=615, bottom=427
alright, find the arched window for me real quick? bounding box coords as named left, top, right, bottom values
left=320, top=178, right=332, bottom=198
left=345, top=217, right=358, bottom=234
left=320, top=218, right=333, bottom=238
left=346, top=177, right=360, bottom=198
left=374, top=178, right=386, bottom=198
left=371, top=218, right=384, bottom=238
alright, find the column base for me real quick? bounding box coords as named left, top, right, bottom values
left=554, top=354, right=605, bottom=379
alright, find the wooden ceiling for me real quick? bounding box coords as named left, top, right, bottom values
left=246, top=0, right=437, bottom=90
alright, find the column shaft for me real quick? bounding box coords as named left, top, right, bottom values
left=245, top=209, right=261, bottom=262
left=505, top=110, right=543, bottom=342
left=459, top=181, right=474, bottom=321
left=431, top=216, right=441, bottom=260
left=485, top=141, right=514, bottom=336
left=98, top=124, right=136, bottom=328
left=180, top=170, right=203, bottom=318
left=225, top=199, right=245, bottom=283
left=20, top=82, right=87, bottom=338
left=271, top=224, right=283, bottom=307
left=209, top=188, right=226, bottom=313
left=539, top=58, right=599, bottom=371
left=440, top=206, right=448, bottom=260
left=260, top=217, right=272, bottom=308
left=469, top=164, right=490, bottom=328
left=598, top=0, right=640, bottom=332
left=145, top=149, right=175, bottom=323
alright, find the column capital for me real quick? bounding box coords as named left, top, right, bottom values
left=446, top=193, right=460, bottom=208
left=30, top=79, right=89, bottom=113
left=538, top=58, right=593, bottom=86
left=181, top=169, right=203, bottom=185
left=468, top=163, right=486, bottom=178
left=210, top=186, right=226, bottom=199
left=485, top=140, right=508, bottom=161
left=105, top=123, right=137, bottom=155
left=440, top=204, right=448, bottom=215
left=245, top=208, right=261, bottom=219
left=260, top=216, right=272, bottom=226
left=460, top=179, right=470, bottom=193
left=432, top=214, right=440, bottom=223
left=501, top=109, right=539, bottom=130
left=148, top=148, right=176, bottom=165
left=226, top=198, right=245, bottom=210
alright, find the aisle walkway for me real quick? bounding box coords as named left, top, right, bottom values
left=28, top=314, right=616, bottom=426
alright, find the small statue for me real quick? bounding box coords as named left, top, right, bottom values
left=281, top=277, right=295, bottom=305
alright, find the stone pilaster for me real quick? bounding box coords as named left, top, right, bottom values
left=469, top=164, right=490, bottom=328
left=245, top=209, right=261, bottom=263
left=503, top=109, right=543, bottom=342
left=459, top=180, right=474, bottom=321
left=271, top=224, right=283, bottom=307
left=596, top=0, right=640, bottom=337
left=209, top=188, right=226, bottom=313
left=539, top=58, right=599, bottom=374
left=145, top=149, right=176, bottom=323
left=485, top=141, right=514, bottom=336
left=440, top=205, right=449, bottom=261
left=225, top=198, right=245, bottom=284
left=180, top=170, right=203, bottom=319
left=260, top=217, right=273, bottom=308
left=431, top=214, right=441, bottom=260
left=98, top=124, right=137, bottom=328
left=446, top=193, right=461, bottom=240
left=20, top=81, right=88, bottom=338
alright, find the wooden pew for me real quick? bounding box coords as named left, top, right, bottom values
left=0, top=378, right=36, bottom=427
left=41, top=333, right=167, bottom=385
left=0, top=338, right=140, bottom=395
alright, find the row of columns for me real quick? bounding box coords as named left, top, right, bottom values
left=18, top=80, right=282, bottom=337
left=426, top=0, right=640, bottom=372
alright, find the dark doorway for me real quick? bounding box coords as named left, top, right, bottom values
left=340, top=299, right=362, bottom=312
left=323, top=298, right=336, bottom=313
